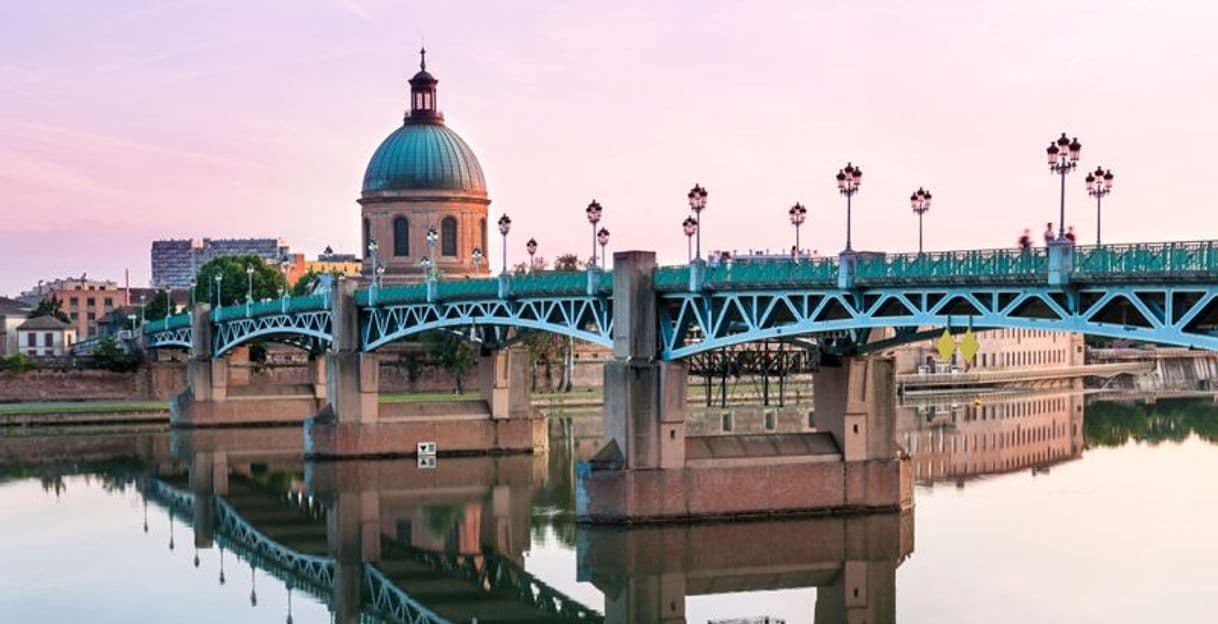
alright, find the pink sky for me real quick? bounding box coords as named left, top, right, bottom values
left=3, top=0, right=1218, bottom=295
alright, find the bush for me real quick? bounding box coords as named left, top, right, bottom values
left=92, top=335, right=142, bottom=373
left=4, top=352, right=32, bottom=373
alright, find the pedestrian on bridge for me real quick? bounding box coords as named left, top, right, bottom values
left=1044, top=223, right=1055, bottom=245
left=1018, top=229, right=1032, bottom=251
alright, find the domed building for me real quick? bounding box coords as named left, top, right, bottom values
left=360, top=50, right=490, bottom=282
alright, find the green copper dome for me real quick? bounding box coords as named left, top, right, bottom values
left=362, top=122, right=487, bottom=195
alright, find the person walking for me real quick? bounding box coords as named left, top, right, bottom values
left=1018, top=229, right=1032, bottom=251
left=1043, top=223, right=1055, bottom=246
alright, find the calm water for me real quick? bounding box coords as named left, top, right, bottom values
left=2, top=394, right=1217, bottom=623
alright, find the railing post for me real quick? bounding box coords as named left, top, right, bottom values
left=585, top=266, right=600, bottom=297
left=497, top=273, right=510, bottom=299
left=427, top=276, right=440, bottom=303
left=838, top=250, right=857, bottom=289
left=1047, top=240, right=1074, bottom=287
left=688, top=258, right=705, bottom=292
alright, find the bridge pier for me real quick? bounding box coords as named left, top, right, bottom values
left=170, top=303, right=326, bottom=427
left=306, top=279, right=546, bottom=458
left=578, top=512, right=912, bottom=624
left=578, top=251, right=912, bottom=524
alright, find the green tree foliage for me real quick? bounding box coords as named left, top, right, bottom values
left=192, top=255, right=287, bottom=308
left=4, top=352, right=32, bottom=373
left=92, top=335, right=141, bottom=372
left=142, top=290, right=175, bottom=322
left=422, top=331, right=476, bottom=393
left=553, top=253, right=582, bottom=271
left=30, top=295, right=70, bottom=323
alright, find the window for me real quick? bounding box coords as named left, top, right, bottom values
left=441, top=216, right=457, bottom=256
left=362, top=218, right=371, bottom=258
left=26, top=333, right=35, bottom=347
left=480, top=218, right=487, bottom=254
left=87, top=312, right=95, bottom=321
left=721, top=413, right=733, bottom=432
left=87, top=297, right=95, bottom=306
left=44, top=332, right=53, bottom=347
left=104, top=297, right=113, bottom=307
left=393, top=216, right=409, bottom=256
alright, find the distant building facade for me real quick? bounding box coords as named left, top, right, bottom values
left=283, top=246, right=363, bottom=286
left=16, top=315, right=77, bottom=357
left=19, top=278, right=130, bottom=340
left=151, top=237, right=290, bottom=288
left=0, top=297, right=32, bottom=355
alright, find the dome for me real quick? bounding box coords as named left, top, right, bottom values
left=362, top=122, right=487, bottom=195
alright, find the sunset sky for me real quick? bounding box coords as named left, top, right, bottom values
left=3, top=0, right=1218, bottom=295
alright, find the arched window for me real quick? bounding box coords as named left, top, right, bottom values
left=480, top=218, right=487, bottom=255
left=441, top=216, right=457, bottom=256
left=393, top=216, right=409, bottom=257
left=362, top=218, right=371, bottom=258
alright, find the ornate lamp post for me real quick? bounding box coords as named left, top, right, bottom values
left=835, top=163, right=862, bottom=252
left=367, top=238, right=378, bottom=279
left=1046, top=132, right=1082, bottom=240
left=910, top=187, right=932, bottom=254
left=597, top=228, right=610, bottom=268
left=682, top=216, right=698, bottom=262
left=497, top=214, right=512, bottom=274
left=688, top=184, right=708, bottom=261
left=585, top=200, right=603, bottom=268
left=426, top=226, right=438, bottom=276
left=138, top=293, right=145, bottom=327
left=526, top=238, right=538, bottom=273
left=788, top=202, right=807, bottom=256
left=189, top=279, right=196, bottom=309
left=214, top=274, right=223, bottom=309
left=245, top=264, right=254, bottom=303
left=1086, top=167, right=1114, bottom=245
left=374, top=265, right=385, bottom=288
left=471, top=246, right=483, bottom=272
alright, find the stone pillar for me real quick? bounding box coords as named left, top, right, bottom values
left=308, top=356, right=327, bottom=400
left=814, top=559, right=898, bottom=624
left=479, top=347, right=531, bottom=420
left=601, top=251, right=686, bottom=470
left=327, top=490, right=380, bottom=624
left=604, top=574, right=687, bottom=624
left=189, top=450, right=217, bottom=548
left=185, top=303, right=226, bottom=401
left=813, top=356, right=898, bottom=462
left=324, top=279, right=379, bottom=424
left=1047, top=240, right=1074, bottom=287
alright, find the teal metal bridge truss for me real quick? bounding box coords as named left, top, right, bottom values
left=145, top=241, right=1218, bottom=358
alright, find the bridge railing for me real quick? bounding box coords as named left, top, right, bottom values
left=1073, top=240, right=1218, bottom=275
left=855, top=247, right=1049, bottom=281
left=357, top=270, right=606, bottom=307
left=212, top=294, right=329, bottom=322
left=144, top=313, right=192, bottom=334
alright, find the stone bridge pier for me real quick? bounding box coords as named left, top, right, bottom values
left=171, top=303, right=326, bottom=427
left=577, top=511, right=913, bottom=624
left=577, top=251, right=912, bottom=523
left=187, top=449, right=228, bottom=548
left=305, top=278, right=546, bottom=458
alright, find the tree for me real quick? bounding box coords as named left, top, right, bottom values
left=422, top=332, right=476, bottom=393
left=553, top=254, right=583, bottom=272
left=92, top=335, right=141, bottom=372
left=30, top=295, right=69, bottom=323
left=143, top=290, right=175, bottom=322
left=192, top=255, right=287, bottom=308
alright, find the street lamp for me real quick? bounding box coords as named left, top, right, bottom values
left=687, top=184, right=708, bottom=261
left=214, top=274, right=223, bottom=308
left=189, top=279, right=196, bottom=309
left=788, top=202, right=808, bottom=257
left=367, top=238, right=378, bottom=279
left=682, top=216, right=698, bottom=262
left=597, top=227, right=610, bottom=268
left=426, top=226, right=438, bottom=277
left=835, top=163, right=862, bottom=252
left=1046, top=132, right=1082, bottom=240
left=471, top=246, right=483, bottom=272
left=245, top=264, right=254, bottom=303
left=1086, top=167, right=1114, bottom=246
left=585, top=200, right=603, bottom=268
left=526, top=238, right=538, bottom=273
left=497, top=214, right=512, bottom=274
left=374, top=265, right=385, bottom=288
left=910, top=187, right=932, bottom=254
left=138, top=294, right=145, bottom=327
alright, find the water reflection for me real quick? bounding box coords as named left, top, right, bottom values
left=3, top=393, right=1218, bottom=622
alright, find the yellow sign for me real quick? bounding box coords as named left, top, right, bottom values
left=935, top=329, right=956, bottom=361
left=958, top=328, right=980, bottom=363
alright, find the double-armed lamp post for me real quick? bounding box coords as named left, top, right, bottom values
left=1046, top=132, right=1082, bottom=240
left=1085, top=166, right=1114, bottom=246
left=687, top=184, right=708, bottom=262
left=910, top=187, right=932, bottom=254
left=526, top=238, right=538, bottom=273
left=597, top=228, right=610, bottom=268
left=585, top=200, right=602, bottom=268
left=788, top=202, right=807, bottom=255
left=835, top=163, right=861, bottom=252
left=497, top=214, right=512, bottom=274
left=682, top=216, right=697, bottom=262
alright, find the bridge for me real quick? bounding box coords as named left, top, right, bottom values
left=143, top=240, right=1218, bottom=523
